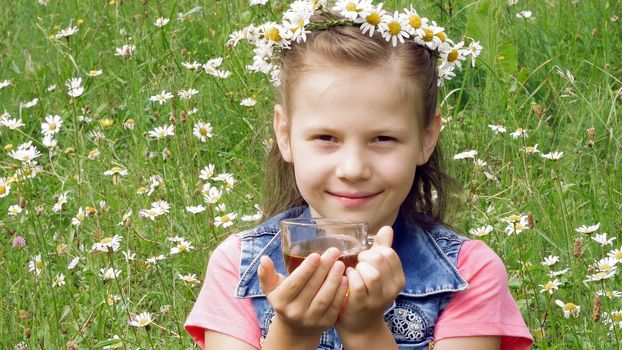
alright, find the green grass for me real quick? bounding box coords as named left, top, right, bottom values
left=0, top=0, right=620, bottom=348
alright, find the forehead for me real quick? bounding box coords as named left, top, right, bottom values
left=288, top=64, right=423, bottom=130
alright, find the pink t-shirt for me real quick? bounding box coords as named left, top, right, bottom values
left=185, top=235, right=533, bottom=349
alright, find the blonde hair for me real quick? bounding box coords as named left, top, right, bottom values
left=262, top=14, right=454, bottom=228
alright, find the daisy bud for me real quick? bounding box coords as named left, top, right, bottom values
left=587, top=140, right=594, bottom=148
left=180, top=111, right=186, bottom=124
left=245, top=193, right=255, bottom=201
left=592, top=295, right=601, bottom=322
left=19, top=197, right=26, bottom=208
left=66, top=340, right=78, bottom=350
left=60, top=325, right=68, bottom=334
left=587, top=128, right=596, bottom=138
left=24, top=328, right=31, bottom=338
left=573, top=237, right=583, bottom=257
left=7, top=227, right=15, bottom=235
left=169, top=114, right=176, bottom=124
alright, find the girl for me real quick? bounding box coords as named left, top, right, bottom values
left=186, top=1, right=533, bottom=349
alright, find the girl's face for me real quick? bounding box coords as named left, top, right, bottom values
left=274, top=63, right=441, bottom=234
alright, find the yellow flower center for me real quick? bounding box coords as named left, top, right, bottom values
left=49, top=122, right=57, bottom=131
left=612, top=311, right=622, bottom=322
left=0, top=185, right=5, bottom=195
left=100, top=237, right=113, bottom=244
left=422, top=28, right=434, bottom=42
left=526, top=147, right=535, bottom=153
left=508, top=215, right=520, bottom=222
left=100, top=118, right=114, bottom=128
left=138, top=318, right=149, bottom=326
left=179, top=245, right=187, bottom=252
left=200, top=127, right=208, bottom=136
left=599, top=263, right=612, bottom=271
left=366, top=12, right=381, bottom=26
left=36, top=261, right=43, bottom=269
left=409, top=15, right=421, bottom=29
left=387, top=21, right=402, bottom=36
left=615, top=251, right=622, bottom=259
left=345, top=2, right=357, bottom=11
left=111, top=166, right=122, bottom=173
left=563, top=303, right=577, bottom=311
left=89, top=70, right=98, bottom=76
left=266, top=27, right=282, bottom=42
left=222, top=216, right=231, bottom=223
left=544, top=281, right=554, bottom=290
left=447, top=49, right=459, bottom=62
left=125, top=119, right=135, bottom=125
left=435, top=31, right=447, bottom=42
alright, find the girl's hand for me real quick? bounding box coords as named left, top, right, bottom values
left=258, top=247, right=349, bottom=338
left=336, top=226, right=405, bottom=334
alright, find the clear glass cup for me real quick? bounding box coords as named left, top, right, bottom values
left=280, top=218, right=369, bottom=274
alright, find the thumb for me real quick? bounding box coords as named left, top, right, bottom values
left=258, top=256, right=284, bottom=294
left=372, top=226, right=394, bottom=248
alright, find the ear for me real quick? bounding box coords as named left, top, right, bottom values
left=273, top=104, right=293, bottom=163
left=417, top=110, right=442, bottom=165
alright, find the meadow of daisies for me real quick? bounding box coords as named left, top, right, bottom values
left=0, top=0, right=620, bottom=349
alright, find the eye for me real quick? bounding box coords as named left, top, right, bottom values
left=314, top=135, right=337, bottom=142
left=372, top=136, right=396, bottom=143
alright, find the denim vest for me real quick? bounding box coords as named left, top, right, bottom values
left=235, top=207, right=468, bottom=349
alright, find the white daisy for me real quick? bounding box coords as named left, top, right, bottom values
left=0, top=177, right=10, bottom=198
left=193, top=121, right=213, bottom=142
left=53, top=192, right=69, bottom=212
left=148, top=124, right=175, bottom=139
left=8, top=205, right=22, bottom=217
left=21, top=98, right=39, bottom=109
left=240, top=98, right=257, bottom=107
left=541, top=151, right=564, bottom=160
left=186, top=205, right=206, bottom=214
left=115, top=44, right=135, bottom=59
left=199, top=164, right=215, bottom=180
left=71, top=207, right=86, bottom=226
left=555, top=300, right=580, bottom=318
left=154, top=17, right=169, bottom=27
left=359, top=3, right=385, bottom=37
left=67, top=256, right=80, bottom=270
left=149, top=90, right=173, bottom=105
left=91, top=235, right=122, bottom=253
left=214, top=212, right=238, bottom=228
left=541, top=255, right=560, bottom=266
left=170, top=240, right=194, bottom=254
left=178, top=88, right=199, bottom=100
left=128, top=312, right=153, bottom=327
left=55, top=25, right=78, bottom=39
left=52, top=273, right=66, bottom=287
left=575, top=223, right=600, bottom=234
left=468, top=225, right=493, bottom=237
left=178, top=273, right=201, bottom=287
left=333, top=0, right=371, bottom=21
left=592, top=233, right=616, bottom=246
left=453, top=150, right=478, bottom=160
left=28, top=254, right=45, bottom=276
left=41, top=114, right=63, bottom=137
left=100, top=267, right=121, bottom=281
left=379, top=11, right=409, bottom=47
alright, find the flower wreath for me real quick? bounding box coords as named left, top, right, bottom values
left=227, top=0, right=482, bottom=86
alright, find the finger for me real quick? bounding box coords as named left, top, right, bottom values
left=372, top=226, right=394, bottom=247
left=356, top=261, right=383, bottom=301
left=276, top=252, right=322, bottom=299
left=295, top=247, right=341, bottom=302
left=324, top=275, right=349, bottom=321
left=346, top=266, right=368, bottom=305
left=373, top=245, right=404, bottom=284
left=358, top=249, right=393, bottom=281
left=258, top=256, right=283, bottom=295
left=309, top=260, right=345, bottom=317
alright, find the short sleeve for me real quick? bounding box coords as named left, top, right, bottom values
left=434, top=240, right=533, bottom=349
left=184, top=234, right=261, bottom=349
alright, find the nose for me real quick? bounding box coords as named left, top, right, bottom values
left=335, top=145, right=372, bottom=182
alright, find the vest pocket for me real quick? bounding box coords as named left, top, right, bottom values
left=385, top=301, right=434, bottom=347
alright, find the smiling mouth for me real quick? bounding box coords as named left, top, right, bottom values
left=326, top=191, right=382, bottom=208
